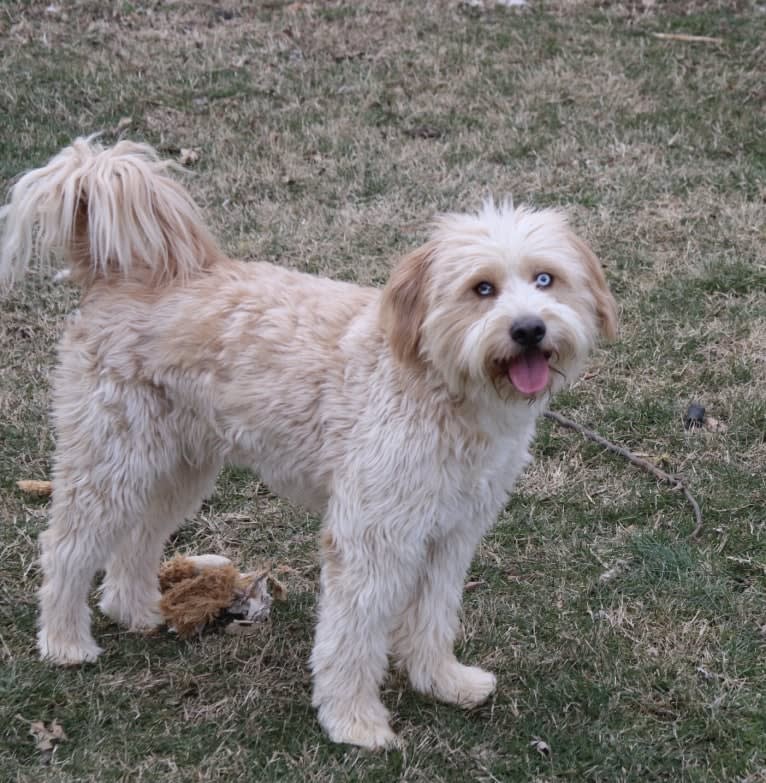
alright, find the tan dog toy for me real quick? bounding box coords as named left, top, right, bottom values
left=158, top=554, right=286, bottom=637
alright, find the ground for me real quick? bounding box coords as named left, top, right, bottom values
left=0, top=1, right=764, bottom=781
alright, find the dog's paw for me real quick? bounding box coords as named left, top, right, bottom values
left=426, top=661, right=497, bottom=708
left=38, top=629, right=103, bottom=666
left=317, top=702, right=398, bottom=750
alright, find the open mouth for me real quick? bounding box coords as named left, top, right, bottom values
left=507, top=348, right=551, bottom=396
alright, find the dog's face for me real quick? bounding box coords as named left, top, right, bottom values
left=381, top=201, right=617, bottom=401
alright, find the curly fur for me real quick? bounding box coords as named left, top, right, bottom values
left=0, top=138, right=617, bottom=749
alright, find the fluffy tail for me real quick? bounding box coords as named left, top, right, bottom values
left=0, top=135, right=224, bottom=289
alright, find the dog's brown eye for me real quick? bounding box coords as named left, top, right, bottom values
left=474, top=281, right=495, bottom=297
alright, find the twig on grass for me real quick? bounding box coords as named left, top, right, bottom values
left=544, top=410, right=703, bottom=539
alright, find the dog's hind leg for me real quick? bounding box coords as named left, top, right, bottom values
left=391, top=529, right=496, bottom=708
left=98, top=461, right=220, bottom=630
left=37, top=351, right=215, bottom=664
left=37, top=487, right=114, bottom=665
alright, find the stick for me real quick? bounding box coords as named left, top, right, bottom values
left=544, top=410, right=703, bottom=539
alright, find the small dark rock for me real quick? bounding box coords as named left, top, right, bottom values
left=684, top=403, right=706, bottom=430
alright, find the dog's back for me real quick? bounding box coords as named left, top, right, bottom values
left=0, top=136, right=381, bottom=510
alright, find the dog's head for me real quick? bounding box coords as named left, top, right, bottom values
left=380, top=200, right=617, bottom=400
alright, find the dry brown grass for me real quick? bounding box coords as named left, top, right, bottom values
left=1, top=1, right=765, bottom=781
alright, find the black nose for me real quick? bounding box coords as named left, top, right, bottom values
left=511, top=316, right=546, bottom=347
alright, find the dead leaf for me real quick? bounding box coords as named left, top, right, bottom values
left=178, top=148, right=201, bottom=167
left=26, top=718, right=67, bottom=761
left=703, top=415, right=728, bottom=433
left=16, top=479, right=53, bottom=496
left=599, top=558, right=628, bottom=584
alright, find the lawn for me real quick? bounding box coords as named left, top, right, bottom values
left=0, top=1, right=764, bottom=781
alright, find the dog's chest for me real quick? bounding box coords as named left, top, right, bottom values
left=433, top=427, right=534, bottom=536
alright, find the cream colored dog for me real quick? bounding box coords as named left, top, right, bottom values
left=0, top=138, right=616, bottom=749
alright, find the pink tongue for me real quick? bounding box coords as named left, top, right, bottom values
left=508, top=351, right=550, bottom=395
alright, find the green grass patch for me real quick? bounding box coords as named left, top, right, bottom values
left=1, top=1, right=765, bottom=781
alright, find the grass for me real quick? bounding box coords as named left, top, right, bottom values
left=1, top=0, right=765, bottom=780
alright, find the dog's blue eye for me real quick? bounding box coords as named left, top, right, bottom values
left=475, top=281, right=495, bottom=297
left=535, top=272, right=553, bottom=288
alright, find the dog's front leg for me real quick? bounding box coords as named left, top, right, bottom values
left=391, top=528, right=496, bottom=709
left=310, top=516, right=421, bottom=750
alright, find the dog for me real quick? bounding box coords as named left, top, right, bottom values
left=0, top=137, right=617, bottom=749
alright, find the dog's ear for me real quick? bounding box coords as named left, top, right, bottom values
left=570, top=233, right=618, bottom=341
left=380, top=242, right=435, bottom=366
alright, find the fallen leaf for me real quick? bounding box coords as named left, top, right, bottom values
left=178, top=148, right=201, bottom=167
left=599, top=558, right=628, bottom=584
left=16, top=479, right=53, bottom=496
left=27, top=719, right=67, bottom=761
left=703, top=415, right=728, bottom=433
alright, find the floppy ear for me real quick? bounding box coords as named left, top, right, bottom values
left=570, top=233, right=618, bottom=341
left=380, top=242, right=435, bottom=366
